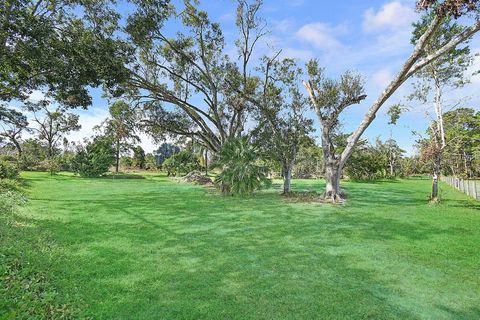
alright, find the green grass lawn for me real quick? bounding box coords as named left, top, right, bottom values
left=2, top=172, right=480, bottom=319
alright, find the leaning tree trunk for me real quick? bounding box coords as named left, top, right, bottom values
left=282, top=161, right=293, bottom=194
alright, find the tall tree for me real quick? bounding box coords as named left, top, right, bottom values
left=252, top=57, right=313, bottom=194
left=101, top=101, right=140, bottom=173
left=127, top=0, right=266, bottom=152
left=304, top=0, right=480, bottom=202
left=305, top=62, right=366, bottom=201
left=27, top=100, right=81, bottom=158
left=409, top=14, right=473, bottom=201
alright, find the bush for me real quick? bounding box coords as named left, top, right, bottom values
left=0, top=190, right=27, bottom=215
left=72, top=136, right=115, bottom=177
left=163, top=151, right=200, bottom=176
left=37, top=157, right=62, bottom=175
left=0, top=178, right=22, bottom=193
left=0, top=161, right=19, bottom=180
left=213, top=137, right=271, bottom=195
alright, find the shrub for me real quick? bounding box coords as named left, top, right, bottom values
left=72, top=136, right=115, bottom=177
left=163, top=151, right=200, bottom=176
left=0, top=161, right=19, bottom=180
left=214, top=137, right=271, bottom=195
left=0, top=190, right=27, bottom=215
left=0, top=178, right=22, bottom=193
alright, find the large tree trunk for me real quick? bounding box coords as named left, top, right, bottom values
left=324, top=158, right=343, bottom=202
left=282, top=161, right=293, bottom=194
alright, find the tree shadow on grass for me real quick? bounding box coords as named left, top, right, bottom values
left=27, top=199, right=474, bottom=319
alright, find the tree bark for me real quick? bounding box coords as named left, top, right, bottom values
left=115, top=140, right=120, bottom=173
left=282, top=161, right=293, bottom=194
left=204, top=149, right=208, bottom=175
left=323, top=158, right=343, bottom=202
left=12, top=138, right=22, bottom=158
left=432, top=153, right=441, bottom=201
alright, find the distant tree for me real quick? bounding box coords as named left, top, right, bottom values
left=132, top=146, right=146, bottom=169
left=120, top=156, right=133, bottom=169
left=17, top=138, right=48, bottom=170
left=377, top=138, right=405, bottom=177
left=435, top=108, right=480, bottom=177
left=163, top=151, right=200, bottom=177
left=304, top=0, right=480, bottom=202
left=101, top=101, right=139, bottom=173
left=0, top=107, right=30, bottom=157
left=72, top=136, right=115, bottom=177
left=213, top=137, right=270, bottom=195
left=154, top=143, right=180, bottom=166
left=293, top=142, right=324, bottom=179
left=409, top=14, right=473, bottom=201
left=145, top=153, right=157, bottom=170
left=26, top=100, right=81, bottom=158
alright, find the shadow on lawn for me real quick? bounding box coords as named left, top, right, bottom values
left=25, top=177, right=479, bottom=318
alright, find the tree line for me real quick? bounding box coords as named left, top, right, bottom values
left=1, top=0, right=480, bottom=202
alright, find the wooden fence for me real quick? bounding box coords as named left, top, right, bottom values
left=441, top=176, right=480, bottom=200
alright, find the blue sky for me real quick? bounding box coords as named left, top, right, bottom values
left=28, top=0, right=480, bottom=155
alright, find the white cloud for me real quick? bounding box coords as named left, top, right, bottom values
left=296, top=23, right=347, bottom=51
left=272, top=19, right=294, bottom=33
left=363, top=1, right=416, bottom=33
left=371, top=68, right=394, bottom=89
left=66, top=107, right=108, bottom=144
left=280, top=48, right=314, bottom=61
left=28, top=90, right=46, bottom=102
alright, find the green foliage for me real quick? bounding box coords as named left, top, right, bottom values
left=0, top=0, right=129, bottom=105
left=154, top=143, right=180, bottom=166
left=0, top=178, right=22, bottom=193
left=132, top=146, right=146, bottom=169
left=16, top=139, right=49, bottom=171
left=0, top=190, right=27, bottom=215
left=214, top=137, right=271, bottom=195
left=145, top=153, right=157, bottom=170
left=42, top=157, right=61, bottom=176
left=120, top=156, right=134, bottom=169
left=72, top=136, right=115, bottom=177
left=387, top=103, right=408, bottom=125
left=0, top=161, right=19, bottom=180
left=293, top=143, right=324, bottom=178
left=344, top=138, right=405, bottom=180
left=163, top=151, right=200, bottom=176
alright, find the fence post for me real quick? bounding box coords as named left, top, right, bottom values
left=475, top=181, right=479, bottom=200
